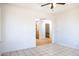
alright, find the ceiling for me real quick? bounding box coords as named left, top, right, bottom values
left=8, top=3, right=79, bottom=14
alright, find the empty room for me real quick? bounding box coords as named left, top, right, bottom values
left=0, top=3, right=79, bottom=56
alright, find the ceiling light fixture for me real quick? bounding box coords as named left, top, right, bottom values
left=53, top=3, right=56, bottom=8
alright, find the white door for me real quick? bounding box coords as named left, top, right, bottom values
left=39, top=21, right=45, bottom=39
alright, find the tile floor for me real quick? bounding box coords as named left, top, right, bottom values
left=1, top=44, right=79, bottom=56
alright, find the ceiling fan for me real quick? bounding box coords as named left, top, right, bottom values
left=41, top=3, right=66, bottom=9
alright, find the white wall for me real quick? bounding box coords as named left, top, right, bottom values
left=54, top=4, right=79, bottom=49
left=0, top=4, right=53, bottom=52
left=0, top=7, right=1, bottom=42
left=1, top=4, right=36, bottom=51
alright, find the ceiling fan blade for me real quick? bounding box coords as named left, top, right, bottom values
left=41, top=3, right=50, bottom=7
left=56, top=3, right=65, bottom=5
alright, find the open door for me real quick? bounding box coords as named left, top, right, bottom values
left=36, top=20, right=52, bottom=46
left=45, top=24, right=50, bottom=38
left=45, top=23, right=52, bottom=44
left=36, top=23, right=39, bottom=39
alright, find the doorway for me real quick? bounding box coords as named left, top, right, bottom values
left=45, top=24, right=52, bottom=44
left=36, top=20, right=52, bottom=46
left=45, top=24, right=50, bottom=38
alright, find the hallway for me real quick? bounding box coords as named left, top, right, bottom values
left=36, top=38, right=52, bottom=46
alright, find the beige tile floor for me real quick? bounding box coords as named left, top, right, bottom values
left=1, top=44, right=79, bottom=56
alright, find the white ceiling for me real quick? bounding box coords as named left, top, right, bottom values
left=9, top=3, right=52, bottom=13
left=8, top=3, right=79, bottom=14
